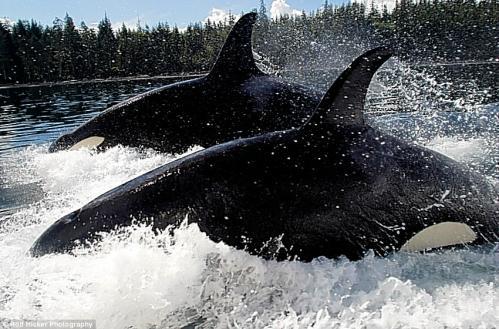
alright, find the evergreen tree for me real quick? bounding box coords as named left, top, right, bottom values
left=0, top=0, right=497, bottom=84
left=96, top=15, right=117, bottom=78
left=49, top=17, right=65, bottom=80
left=62, top=13, right=83, bottom=79
left=0, top=22, right=23, bottom=83
left=116, top=24, right=132, bottom=75
left=79, top=22, right=97, bottom=79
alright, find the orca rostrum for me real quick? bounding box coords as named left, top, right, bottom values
left=49, top=13, right=321, bottom=154
left=32, top=47, right=498, bottom=260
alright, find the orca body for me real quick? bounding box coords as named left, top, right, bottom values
left=32, top=48, right=498, bottom=260
left=49, top=13, right=321, bottom=154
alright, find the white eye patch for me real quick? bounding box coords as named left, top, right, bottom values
left=400, top=222, right=477, bottom=252
left=69, top=136, right=105, bottom=150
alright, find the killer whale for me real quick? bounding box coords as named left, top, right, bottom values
left=32, top=48, right=498, bottom=260
left=49, top=13, right=321, bottom=154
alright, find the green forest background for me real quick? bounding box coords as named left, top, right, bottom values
left=0, top=0, right=497, bottom=85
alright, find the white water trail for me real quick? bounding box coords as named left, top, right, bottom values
left=0, top=141, right=497, bottom=328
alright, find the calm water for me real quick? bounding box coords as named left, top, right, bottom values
left=0, top=77, right=190, bottom=156
left=0, top=65, right=497, bottom=328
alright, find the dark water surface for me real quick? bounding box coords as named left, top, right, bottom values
left=0, top=77, right=190, bottom=156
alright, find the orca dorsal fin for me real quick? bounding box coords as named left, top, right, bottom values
left=208, top=12, right=264, bottom=80
left=304, top=47, right=392, bottom=130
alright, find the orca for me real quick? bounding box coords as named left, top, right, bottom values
left=32, top=47, right=498, bottom=260
left=49, top=13, right=321, bottom=154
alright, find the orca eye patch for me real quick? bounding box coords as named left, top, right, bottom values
left=69, top=136, right=105, bottom=150
left=400, top=222, right=477, bottom=252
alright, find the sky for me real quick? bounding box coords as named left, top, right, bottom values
left=0, top=0, right=399, bottom=30
left=0, top=0, right=352, bottom=30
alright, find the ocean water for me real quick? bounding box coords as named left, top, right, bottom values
left=0, top=67, right=498, bottom=328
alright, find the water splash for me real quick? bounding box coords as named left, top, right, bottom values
left=0, top=134, right=497, bottom=328
left=367, top=61, right=496, bottom=115
left=256, top=41, right=496, bottom=116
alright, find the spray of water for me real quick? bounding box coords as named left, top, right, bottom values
left=0, top=128, right=497, bottom=328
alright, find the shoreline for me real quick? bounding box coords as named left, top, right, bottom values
left=0, top=60, right=496, bottom=90
left=0, top=73, right=207, bottom=90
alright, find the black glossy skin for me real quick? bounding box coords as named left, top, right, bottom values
left=31, top=126, right=498, bottom=260
left=31, top=47, right=498, bottom=259
left=49, top=13, right=321, bottom=154
left=49, top=74, right=320, bottom=154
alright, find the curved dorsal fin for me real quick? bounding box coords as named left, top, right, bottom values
left=208, top=12, right=264, bottom=80
left=304, top=47, right=392, bottom=130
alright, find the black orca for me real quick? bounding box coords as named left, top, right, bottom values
left=32, top=47, right=498, bottom=260
left=49, top=13, right=321, bottom=154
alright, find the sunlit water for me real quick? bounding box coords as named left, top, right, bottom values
left=0, top=66, right=498, bottom=328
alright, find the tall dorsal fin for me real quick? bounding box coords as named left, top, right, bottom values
left=304, top=47, right=392, bottom=130
left=208, top=12, right=264, bottom=80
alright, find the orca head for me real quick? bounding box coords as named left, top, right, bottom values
left=49, top=13, right=266, bottom=153
left=30, top=209, right=82, bottom=256
left=48, top=78, right=206, bottom=153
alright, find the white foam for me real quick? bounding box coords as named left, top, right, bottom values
left=0, top=146, right=497, bottom=329
left=424, top=136, right=489, bottom=163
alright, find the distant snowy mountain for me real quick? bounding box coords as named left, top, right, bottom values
left=0, top=17, right=14, bottom=26
left=352, top=0, right=397, bottom=12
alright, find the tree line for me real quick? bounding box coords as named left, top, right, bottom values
left=0, top=0, right=496, bottom=85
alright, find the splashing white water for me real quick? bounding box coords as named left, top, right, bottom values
left=425, top=137, right=489, bottom=162
left=366, top=61, right=494, bottom=114
left=0, top=137, right=497, bottom=328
